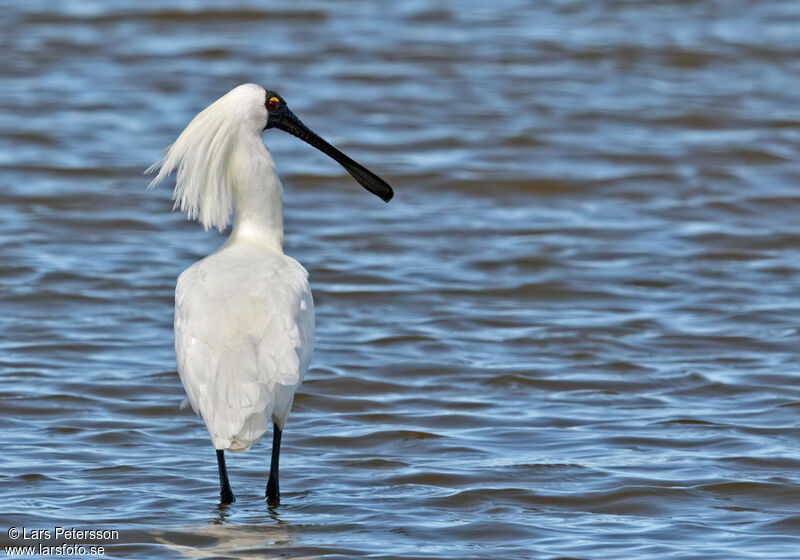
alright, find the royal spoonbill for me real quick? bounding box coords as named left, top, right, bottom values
left=148, top=84, right=393, bottom=504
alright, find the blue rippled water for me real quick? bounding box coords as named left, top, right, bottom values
left=1, top=1, right=800, bottom=558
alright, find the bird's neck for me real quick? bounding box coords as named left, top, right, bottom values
left=227, top=136, right=284, bottom=252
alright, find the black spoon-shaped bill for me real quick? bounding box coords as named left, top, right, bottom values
left=264, top=94, right=393, bottom=202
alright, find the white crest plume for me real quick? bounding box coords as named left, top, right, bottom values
left=147, top=85, right=265, bottom=232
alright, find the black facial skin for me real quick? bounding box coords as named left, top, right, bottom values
left=264, top=90, right=394, bottom=202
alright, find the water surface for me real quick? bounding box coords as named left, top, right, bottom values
left=1, top=1, right=800, bottom=558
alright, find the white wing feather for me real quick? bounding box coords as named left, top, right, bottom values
left=175, top=244, right=314, bottom=451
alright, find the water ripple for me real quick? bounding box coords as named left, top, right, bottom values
left=0, top=1, right=799, bottom=559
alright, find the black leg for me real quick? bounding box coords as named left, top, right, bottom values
left=266, top=423, right=282, bottom=505
left=216, top=449, right=235, bottom=504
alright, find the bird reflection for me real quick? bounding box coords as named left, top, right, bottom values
left=155, top=512, right=298, bottom=559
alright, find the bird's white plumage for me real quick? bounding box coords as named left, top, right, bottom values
left=148, top=84, right=315, bottom=453
left=147, top=84, right=270, bottom=232
left=175, top=243, right=314, bottom=451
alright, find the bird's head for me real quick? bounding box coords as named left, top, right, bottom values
left=147, top=84, right=393, bottom=231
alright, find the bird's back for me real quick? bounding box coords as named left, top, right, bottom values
left=174, top=244, right=314, bottom=451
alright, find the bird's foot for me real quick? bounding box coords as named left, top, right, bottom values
left=220, top=487, right=235, bottom=504
left=266, top=480, right=280, bottom=506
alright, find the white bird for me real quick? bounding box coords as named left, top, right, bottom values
left=148, top=84, right=393, bottom=504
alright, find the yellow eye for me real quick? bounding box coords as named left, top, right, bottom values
left=267, top=96, right=280, bottom=111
